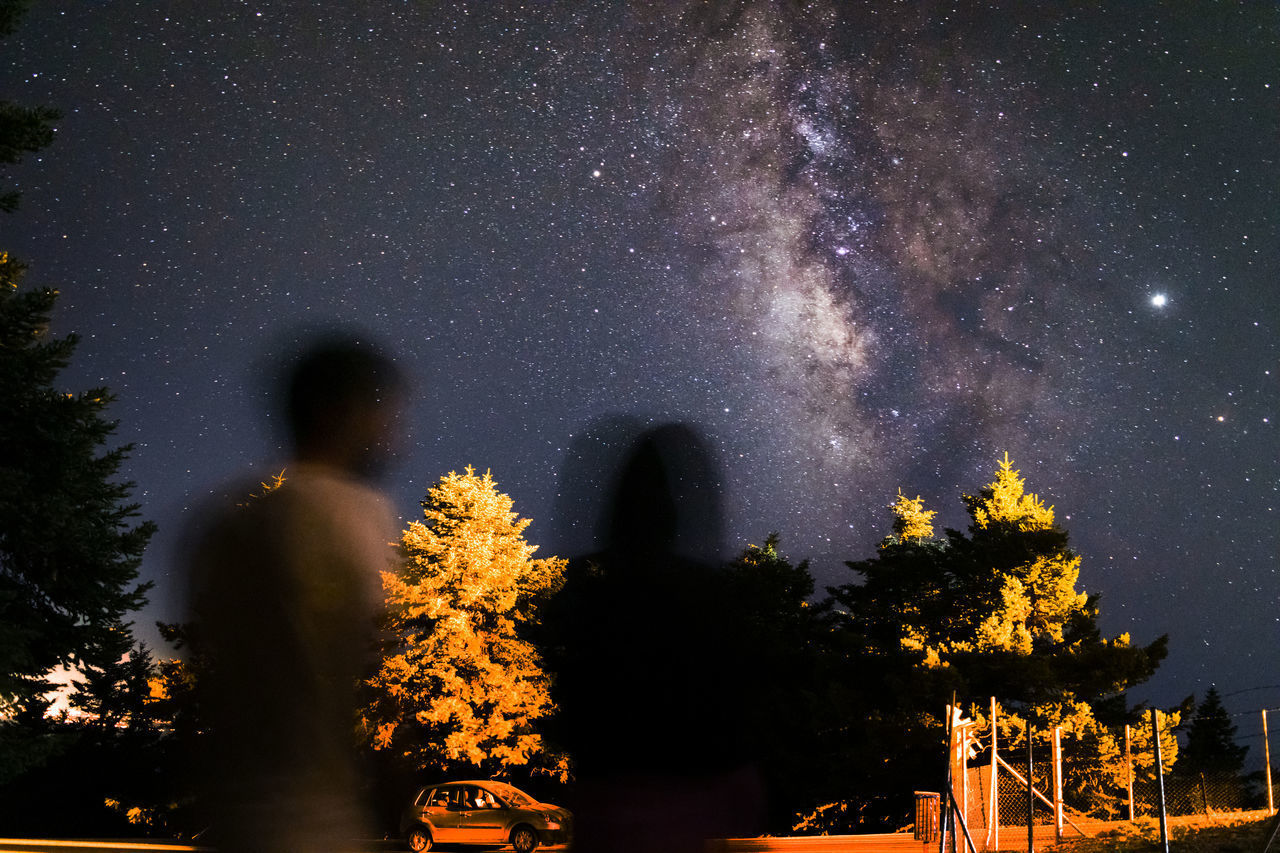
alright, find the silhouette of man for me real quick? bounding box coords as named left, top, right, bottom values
left=188, top=336, right=404, bottom=853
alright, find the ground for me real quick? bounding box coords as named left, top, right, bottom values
left=1051, top=810, right=1276, bottom=853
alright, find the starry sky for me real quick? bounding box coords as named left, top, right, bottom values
left=3, top=2, right=1277, bottom=752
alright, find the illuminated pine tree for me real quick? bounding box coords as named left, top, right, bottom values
left=840, top=455, right=1107, bottom=664
left=967, top=452, right=1056, bottom=532
left=362, top=467, right=565, bottom=774
left=832, top=453, right=1170, bottom=819
left=888, top=490, right=937, bottom=544
left=960, top=453, right=1087, bottom=653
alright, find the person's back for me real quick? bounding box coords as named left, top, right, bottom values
left=545, top=422, right=765, bottom=853
left=188, top=336, right=404, bottom=853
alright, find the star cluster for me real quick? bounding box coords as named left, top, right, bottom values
left=3, top=2, right=1276, bottom=729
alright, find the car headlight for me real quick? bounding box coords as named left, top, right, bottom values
left=544, top=820, right=561, bottom=830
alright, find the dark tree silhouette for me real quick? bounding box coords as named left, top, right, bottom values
left=1176, top=685, right=1251, bottom=811
left=0, top=253, right=155, bottom=723
left=0, top=0, right=150, bottom=726
left=0, top=0, right=59, bottom=213
left=1182, top=686, right=1248, bottom=776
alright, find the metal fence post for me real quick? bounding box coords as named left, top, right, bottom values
left=941, top=701, right=954, bottom=853
left=960, top=725, right=969, bottom=837
left=988, top=697, right=998, bottom=852
left=1053, top=726, right=1063, bottom=842
left=1265, top=709, right=1275, bottom=815
left=1151, top=708, right=1169, bottom=853
left=1125, top=724, right=1134, bottom=821
left=1027, top=723, right=1035, bottom=853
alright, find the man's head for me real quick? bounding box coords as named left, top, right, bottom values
left=286, top=337, right=404, bottom=478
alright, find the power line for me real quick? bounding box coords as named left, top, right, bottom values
left=1224, top=685, right=1280, bottom=698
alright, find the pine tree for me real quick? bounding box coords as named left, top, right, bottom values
left=70, top=635, right=157, bottom=734
left=889, top=490, right=937, bottom=543
left=1181, top=686, right=1247, bottom=781
left=0, top=253, right=155, bottom=718
left=829, top=454, right=1170, bottom=822
left=362, top=467, right=565, bottom=774
left=957, top=452, right=1087, bottom=657
left=721, top=535, right=843, bottom=832
left=0, top=0, right=59, bottom=213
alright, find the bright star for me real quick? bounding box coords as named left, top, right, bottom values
left=1151, top=293, right=1168, bottom=308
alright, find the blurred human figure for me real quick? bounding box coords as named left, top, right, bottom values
left=545, top=421, right=765, bottom=853
left=187, top=335, right=404, bottom=853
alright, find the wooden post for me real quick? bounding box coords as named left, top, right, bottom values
left=1027, top=723, right=1035, bottom=853
left=1265, top=710, right=1275, bottom=815
left=988, top=698, right=999, bottom=852
left=1053, top=726, right=1064, bottom=842
left=1125, top=724, right=1134, bottom=821
left=1151, top=708, right=1170, bottom=853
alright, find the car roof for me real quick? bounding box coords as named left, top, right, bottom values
left=422, top=779, right=514, bottom=792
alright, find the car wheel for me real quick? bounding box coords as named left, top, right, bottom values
left=511, top=825, right=538, bottom=853
left=406, top=825, right=433, bottom=852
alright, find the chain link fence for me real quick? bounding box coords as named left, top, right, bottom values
left=957, top=730, right=1265, bottom=828
left=937, top=703, right=1277, bottom=853
left=1137, top=771, right=1254, bottom=816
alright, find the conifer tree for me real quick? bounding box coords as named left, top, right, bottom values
left=1183, top=686, right=1247, bottom=774
left=0, top=253, right=155, bottom=720
left=363, top=467, right=565, bottom=774
left=70, top=635, right=157, bottom=734
left=721, top=535, right=843, bottom=832
left=830, top=454, right=1170, bottom=821
left=889, top=490, right=937, bottom=543
left=0, top=0, right=59, bottom=214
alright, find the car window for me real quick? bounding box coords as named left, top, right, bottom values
left=488, top=782, right=534, bottom=807
left=454, top=786, right=473, bottom=809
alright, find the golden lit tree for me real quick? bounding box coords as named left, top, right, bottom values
left=831, top=454, right=1171, bottom=819
left=362, top=467, right=565, bottom=773
left=960, top=453, right=1088, bottom=654
left=888, top=490, right=937, bottom=544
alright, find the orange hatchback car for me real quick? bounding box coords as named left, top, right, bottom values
left=399, top=779, right=571, bottom=852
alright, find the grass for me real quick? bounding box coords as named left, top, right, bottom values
left=1049, top=810, right=1277, bottom=853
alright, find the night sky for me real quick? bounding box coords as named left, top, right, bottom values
left=4, top=2, right=1277, bottom=752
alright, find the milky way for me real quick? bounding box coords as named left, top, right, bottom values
left=611, top=3, right=1136, bottom=544
left=3, top=1, right=1277, bottom=746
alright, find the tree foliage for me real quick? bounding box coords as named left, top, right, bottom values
left=0, top=0, right=59, bottom=213
left=828, top=453, right=1171, bottom=822
left=889, top=490, right=937, bottom=543
left=1181, top=686, right=1247, bottom=777
left=720, top=535, right=844, bottom=832
left=0, top=252, right=155, bottom=717
left=0, top=99, right=57, bottom=213
left=70, top=634, right=157, bottom=734
left=0, top=11, right=159, bottom=821
left=362, top=467, right=565, bottom=774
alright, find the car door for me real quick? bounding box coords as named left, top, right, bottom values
left=462, top=784, right=510, bottom=844
left=421, top=785, right=462, bottom=842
